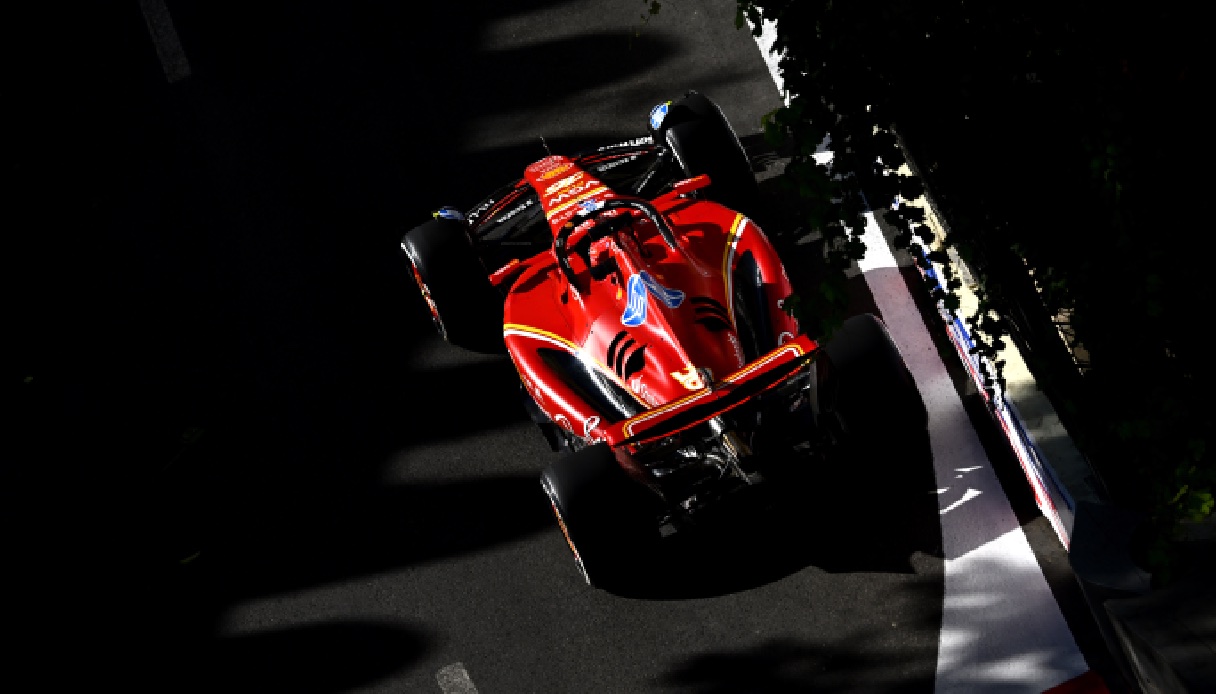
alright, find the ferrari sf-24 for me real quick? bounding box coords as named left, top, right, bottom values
left=401, top=91, right=926, bottom=587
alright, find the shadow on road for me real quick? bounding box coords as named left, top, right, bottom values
left=650, top=432, right=945, bottom=691
left=198, top=621, right=432, bottom=694
left=660, top=627, right=938, bottom=693
left=606, top=427, right=943, bottom=600
left=658, top=552, right=1107, bottom=693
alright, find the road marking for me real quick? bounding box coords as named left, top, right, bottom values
left=939, top=488, right=983, bottom=515
left=138, top=0, right=191, bottom=83
left=436, top=662, right=479, bottom=694
left=747, top=24, right=1091, bottom=693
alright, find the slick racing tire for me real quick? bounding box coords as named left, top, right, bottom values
left=657, top=90, right=762, bottom=219
left=818, top=313, right=928, bottom=440
left=540, top=444, right=658, bottom=589
left=401, top=214, right=504, bottom=353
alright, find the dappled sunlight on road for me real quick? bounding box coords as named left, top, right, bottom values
left=936, top=538, right=1088, bottom=692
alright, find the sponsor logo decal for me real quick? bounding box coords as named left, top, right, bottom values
left=778, top=331, right=795, bottom=345
left=621, top=272, right=684, bottom=326
left=433, top=206, right=465, bottom=221
left=629, top=375, right=645, bottom=397
left=592, top=153, right=640, bottom=172
left=522, top=375, right=543, bottom=403
left=596, top=136, right=653, bottom=151
left=583, top=415, right=601, bottom=438
left=630, top=376, right=662, bottom=408
left=526, top=155, right=569, bottom=177
left=537, top=162, right=573, bottom=180
left=496, top=198, right=534, bottom=223
left=578, top=199, right=603, bottom=214
left=670, top=364, right=705, bottom=391
left=727, top=333, right=745, bottom=367
left=638, top=271, right=684, bottom=308
left=622, top=274, right=648, bottom=326
left=649, top=101, right=671, bottom=130
left=468, top=198, right=494, bottom=220
left=553, top=414, right=571, bottom=431
left=544, top=172, right=583, bottom=196
left=546, top=179, right=598, bottom=207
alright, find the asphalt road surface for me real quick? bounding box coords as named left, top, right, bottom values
left=7, top=1, right=1116, bottom=691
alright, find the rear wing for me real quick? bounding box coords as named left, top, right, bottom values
left=605, top=334, right=820, bottom=448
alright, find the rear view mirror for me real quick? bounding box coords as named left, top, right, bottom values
left=670, top=174, right=711, bottom=196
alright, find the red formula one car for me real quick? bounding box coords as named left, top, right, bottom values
left=402, top=91, right=926, bottom=587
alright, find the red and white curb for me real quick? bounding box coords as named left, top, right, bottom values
left=858, top=212, right=1090, bottom=692
left=748, top=17, right=1103, bottom=693
left=911, top=245, right=1076, bottom=549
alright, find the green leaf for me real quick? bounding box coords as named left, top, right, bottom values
left=181, top=427, right=205, bottom=445
left=819, top=279, right=838, bottom=303
left=781, top=293, right=803, bottom=318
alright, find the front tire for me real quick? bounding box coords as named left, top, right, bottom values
left=400, top=214, right=504, bottom=353
left=657, top=90, right=762, bottom=219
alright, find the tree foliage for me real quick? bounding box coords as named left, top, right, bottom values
left=732, top=0, right=1213, bottom=575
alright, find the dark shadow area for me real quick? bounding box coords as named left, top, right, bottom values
left=191, top=473, right=556, bottom=601
left=128, top=353, right=531, bottom=572
left=609, top=427, right=942, bottom=600
left=661, top=635, right=934, bottom=693
left=4, top=0, right=712, bottom=688
left=193, top=621, right=432, bottom=694
left=660, top=584, right=942, bottom=693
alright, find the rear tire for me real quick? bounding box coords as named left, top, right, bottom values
left=818, top=313, right=927, bottom=440
left=658, top=90, right=762, bottom=219
left=540, top=444, right=658, bottom=588
left=401, top=215, right=504, bottom=353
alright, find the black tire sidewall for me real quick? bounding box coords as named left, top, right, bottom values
left=401, top=216, right=504, bottom=353
left=820, top=313, right=927, bottom=438
left=660, top=91, right=761, bottom=219
left=540, top=444, right=657, bottom=587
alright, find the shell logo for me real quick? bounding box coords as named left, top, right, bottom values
left=536, top=162, right=573, bottom=180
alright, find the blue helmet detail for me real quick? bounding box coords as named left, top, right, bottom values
left=433, top=206, right=465, bottom=221
left=649, top=101, right=670, bottom=130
